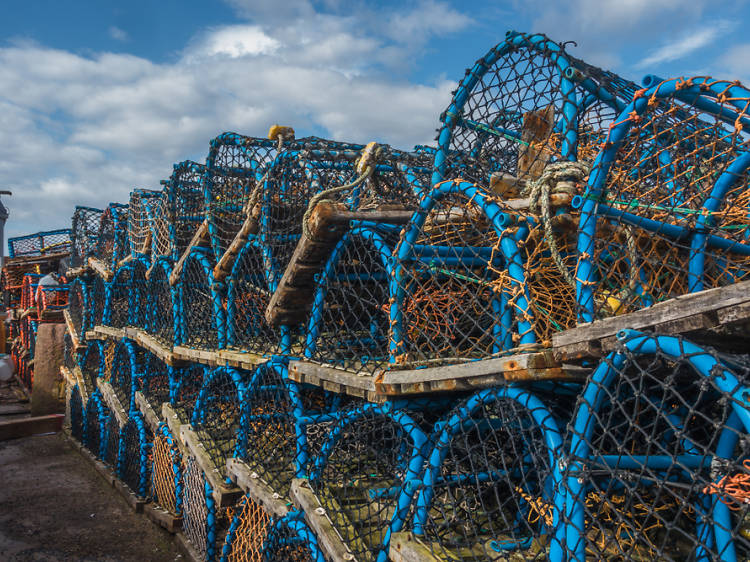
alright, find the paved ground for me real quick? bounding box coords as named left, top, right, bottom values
left=0, top=432, right=181, bottom=562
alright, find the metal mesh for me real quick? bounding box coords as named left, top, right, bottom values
left=105, top=265, right=133, bottom=328
left=307, top=401, right=444, bottom=561
left=7, top=229, right=72, bottom=258
left=179, top=248, right=222, bottom=351
left=561, top=331, right=750, bottom=561
left=413, top=385, right=576, bottom=561
left=154, top=161, right=206, bottom=262
left=151, top=422, right=183, bottom=516
left=70, top=383, right=84, bottom=442
left=110, top=340, right=141, bottom=413
left=576, top=77, right=750, bottom=323
left=71, top=206, right=103, bottom=267
left=220, top=494, right=272, bottom=562
left=95, top=203, right=129, bottom=270
left=84, top=390, right=109, bottom=459
left=432, top=31, right=636, bottom=188
left=117, top=413, right=153, bottom=499
left=136, top=350, right=171, bottom=409
left=128, top=189, right=160, bottom=258
left=146, top=257, right=179, bottom=346
left=191, top=366, right=248, bottom=480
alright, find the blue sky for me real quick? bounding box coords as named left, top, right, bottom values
left=1, top=0, right=747, bottom=238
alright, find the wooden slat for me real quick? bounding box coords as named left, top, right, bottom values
left=162, top=403, right=191, bottom=461
left=88, top=257, right=113, bottom=281
left=135, top=331, right=183, bottom=366
left=288, top=361, right=381, bottom=403
left=226, top=458, right=290, bottom=518
left=553, top=279, right=750, bottom=359
left=0, top=414, right=64, bottom=441
left=63, top=309, right=86, bottom=351
left=216, top=349, right=265, bottom=371
left=389, top=533, right=442, bottom=562
left=173, top=346, right=219, bottom=367
left=145, top=504, right=182, bottom=533
left=290, top=479, right=356, bottom=562
left=134, top=391, right=162, bottom=433
left=179, top=423, right=243, bottom=508
left=71, top=366, right=90, bottom=403
left=93, top=325, right=126, bottom=340
left=97, top=379, right=128, bottom=426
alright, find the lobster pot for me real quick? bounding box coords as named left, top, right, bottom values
left=109, top=339, right=141, bottom=413
left=226, top=239, right=290, bottom=356
left=411, top=385, right=578, bottom=561
left=63, top=332, right=77, bottom=372
left=128, top=257, right=150, bottom=328
left=304, top=227, right=398, bottom=374
left=102, top=412, right=121, bottom=468
left=69, top=383, right=85, bottom=442
left=307, top=400, right=447, bottom=561
left=90, top=275, right=106, bottom=328
left=7, top=229, right=72, bottom=258
left=83, top=390, right=110, bottom=459
left=561, top=331, right=750, bottom=561
left=20, top=316, right=37, bottom=356
left=170, top=362, right=208, bottom=424
left=1, top=266, right=22, bottom=308
left=128, top=189, right=160, bottom=258
left=154, top=161, right=206, bottom=263
left=575, top=77, right=750, bottom=323
left=146, top=257, right=180, bottom=346
left=95, top=203, right=129, bottom=271
left=151, top=422, right=183, bottom=516
left=37, top=285, right=69, bottom=320
left=179, top=248, right=223, bottom=351
left=117, top=413, right=153, bottom=499
left=68, top=278, right=90, bottom=337
left=10, top=340, right=28, bottom=389
left=104, top=264, right=133, bottom=328
left=432, top=31, right=635, bottom=188
left=182, top=455, right=233, bottom=562
left=79, top=339, right=105, bottom=393
left=71, top=206, right=103, bottom=267
left=21, top=273, right=44, bottom=309
left=136, top=350, right=171, bottom=411
left=239, top=361, right=345, bottom=501
left=191, top=366, right=250, bottom=480
left=222, top=508, right=324, bottom=562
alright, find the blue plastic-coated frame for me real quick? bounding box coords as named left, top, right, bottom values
left=177, top=247, right=226, bottom=349
left=117, top=412, right=151, bottom=499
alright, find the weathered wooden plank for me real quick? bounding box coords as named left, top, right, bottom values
left=93, top=325, right=126, bottom=340
left=77, top=442, right=117, bottom=486
left=113, top=477, right=147, bottom=512
left=134, top=391, right=162, bottom=433
left=389, top=533, right=442, bottom=562
left=145, top=503, right=182, bottom=534
left=97, top=379, right=128, bottom=426
left=216, top=349, right=265, bottom=371
left=173, top=346, right=219, bottom=367
left=63, top=309, right=85, bottom=350
left=163, top=403, right=192, bottom=460
left=174, top=532, right=203, bottom=562
left=88, top=257, right=113, bottom=281
left=71, top=366, right=90, bottom=403
left=518, top=105, right=555, bottom=179
left=226, top=458, right=290, bottom=518
left=0, top=414, right=64, bottom=441
left=179, top=424, right=243, bottom=508
left=553, top=279, right=750, bottom=350
left=169, top=220, right=210, bottom=287
left=290, top=361, right=377, bottom=391
left=60, top=365, right=76, bottom=386
left=135, top=331, right=183, bottom=366
left=290, top=478, right=356, bottom=562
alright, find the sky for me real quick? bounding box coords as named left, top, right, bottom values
left=0, top=0, right=748, bottom=238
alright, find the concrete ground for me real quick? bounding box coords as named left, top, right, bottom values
left=0, top=432, right=181, bottom=562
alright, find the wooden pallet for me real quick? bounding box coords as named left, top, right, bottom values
left=289, top=350, right=587, bottom=402
left=289, top=478, right=356, bottom=562
left=553, top=278, right=750, bottom=361
left=226, top=458, right=291, bottom=518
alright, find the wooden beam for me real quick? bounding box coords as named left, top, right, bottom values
left=163, top=403, right=192, bottom=461
left=174, top=532, right=203, bottom=562
left=173, top=346, right=219, bottom=367
left=389, top=533, right=442, bottom=562
left=0, top=414, right=64, bottom=440
left=290, top=478, right=356, bottom=562
left=145, top=504, right=182, bottom=534
left=169, top=220, right=209, bottom=287
left=97, top=379, right=128, bottom=426
left=288, top=361, right=381, bottom=403
left=93, top=325, right=126, bottom=340
left=63, top=309, right=85, bottom=351
left=88, top=257, right=113, bottom=281
left=226, top=458, right=290, bottom=518
left=134, top=391, right=162, bottom=433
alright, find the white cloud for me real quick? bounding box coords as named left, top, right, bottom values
left=108, top=26, right=129, bottom=42
left=190, top=25, right=280, bottom=59
left=636, top=20, right=735, bottom=69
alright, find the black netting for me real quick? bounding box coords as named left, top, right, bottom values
left=103, top=413, right=121, bottom=468
left=71, top=206, right=103, bottom=267
left=128, top=189, right=160, bottom=258
left=79, top=340, right=104, bottom=393
left=561, top=332, right=750, bottom=560
left=136, top=350, right=171, bottom=409
left=70, top=384, right=84, bottom=442
left=90, top=275, right=106, bottom=328
left=146, top=257, right=179, bottom=346
left=129, top=257, right=150, bottom=328
left=117, top=413, right=152, bottom=499
left=179, top=248, right=221, bottom=351
left=68, top=277, right=89, bottom=336
left=63, top=332, right=77, bottom=371
left=84, top=390, right=109, bottom=459
left=227, top=510, right=323, bottom=562
left=170, top=363, right=207, bottom=425
left=110, top=340, right=141, bottom=413
left=95, top=203, right=129, bottom=271
left=105, top=265, right=132, bottom=328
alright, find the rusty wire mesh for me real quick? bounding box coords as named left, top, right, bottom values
left=151, top=422, right=183, bottom=516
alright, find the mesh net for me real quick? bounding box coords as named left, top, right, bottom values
left=256, top=513, right=323, bottom=562
left=95, top=203, right=129, bottom=270
left=117, top=413, right=153, bottom=499
left=71, top=206, right=103, bottom=267
left=7, top=229, right=72, bottom=258
left=136, top=350, right=171, bottom=409
left=561, top=332, right=750, bottom=561
left=105, top=265, right=133, bottom=328
left=21, top=273, right=43, bottom=310
left=63, top=332, right=77, bottom=371
left=90, top=275, right=106, bottom=328
left=154, top=161, right=206, bottom=263
left=67, top=278, right=88, bottom=336
left=171, top=363, right=207, bottom=425
left=576, top=77, right=750, bottom=322
left=80, top=340, right=104, bottom=394
left=151, top=423, right=182, bottom=516
left=179, top=249, right=221, bottom=351
left=12, top=340, right=32, bottom=390
left=307, top=401, right=446, bottom=561
left=70, top=383, right=84, bottom=442
left=221, top=494, right=272, bottom=562
left=103, top=412, right=121, bottom=468
left=128, top=189, right=160, bottom=258
left=147, top=258, right=178, bottom=346
left=129, top=257, right=150, bottom=328
left=191, top=366, right=248, bottom=480
left=414, top=385, right=577, bottom=561
left=110, top=340, right=141, bottom=413
left=37, top=285, right=69, bottom=319
left=84, top=390, right=109, bottom=459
